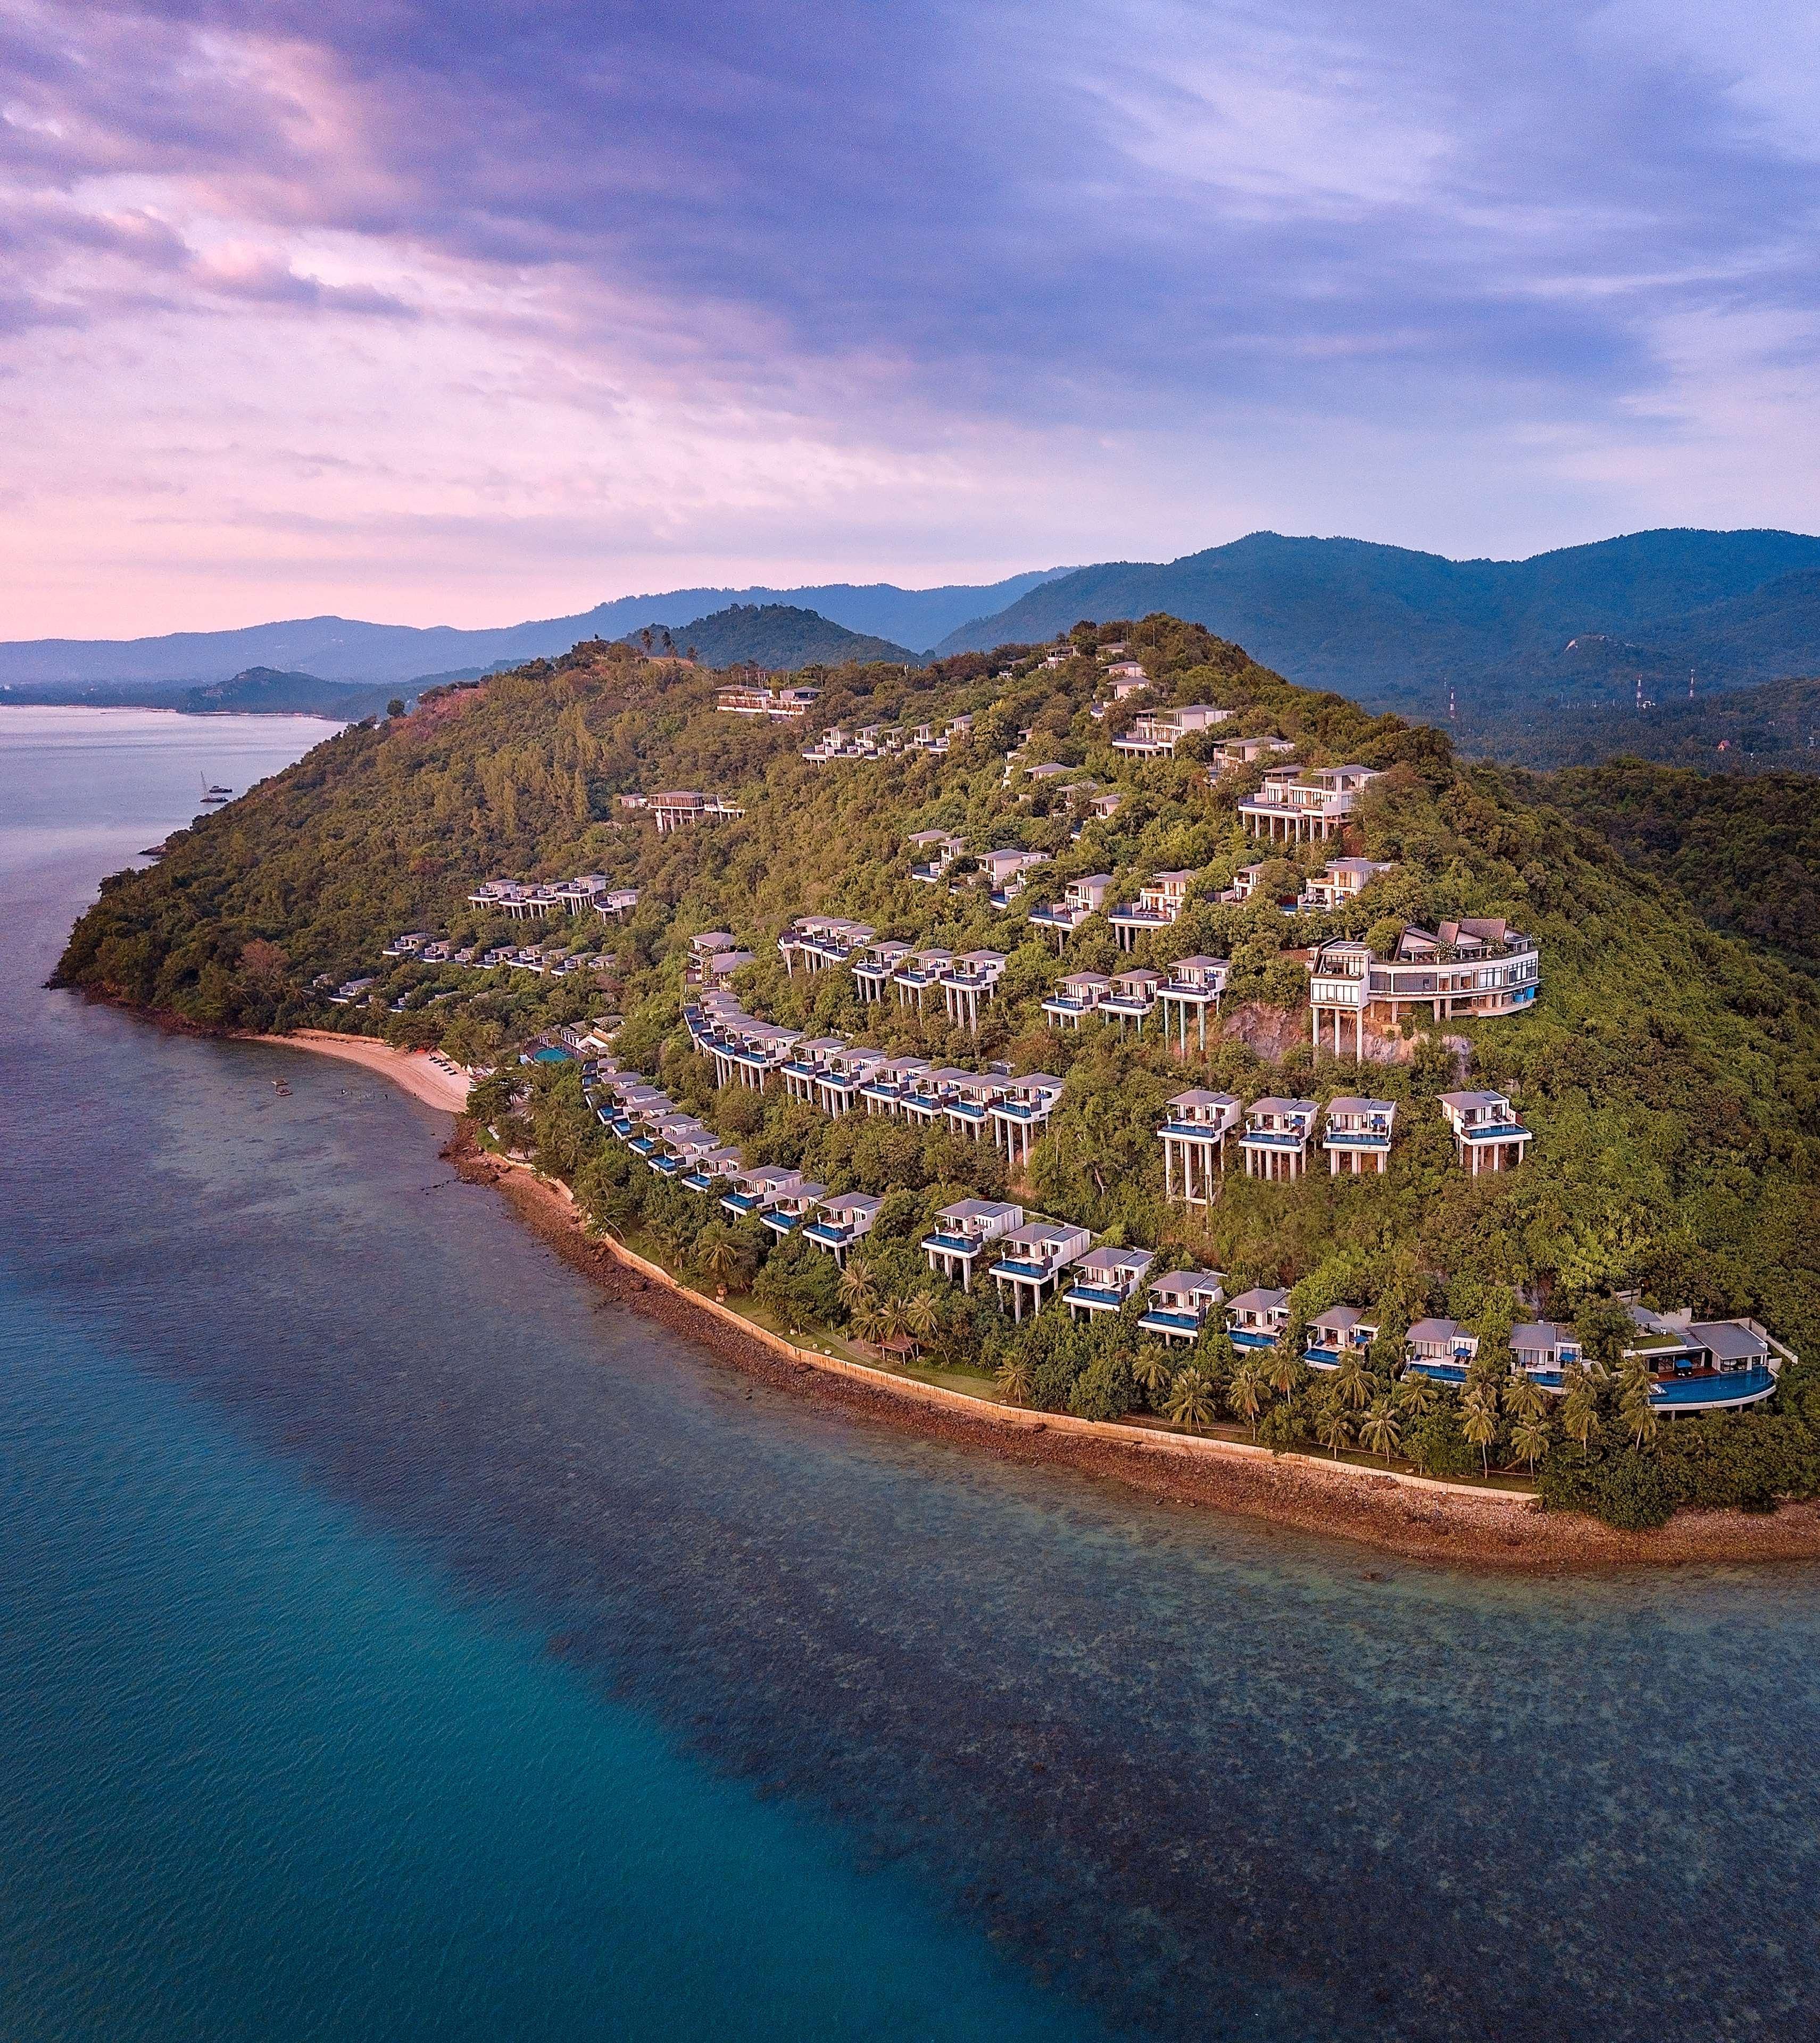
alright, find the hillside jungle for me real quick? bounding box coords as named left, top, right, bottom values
left=57, top=618, right=1820, bottom=1527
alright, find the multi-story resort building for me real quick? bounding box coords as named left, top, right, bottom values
left=778, top=916, right=874, bottom=975
left=1063, top=1245, right=1156, bottom=1320
left=802, top=1193, right=883, bottom=1262
left=1225, top=1286, right=1292, bottom=1348
left=1209, top=735, right=1297, bottom=777
left=857, top=1056, right=933, bottom=1115
left=907, top=830, right=964, bottom=882
left=891, top=948, right=953, bottom=1008
left=921, top=1199, right=1024, bottom=1292
left=1029, top=874, right=1113, bottom=944
left=1158, top=1090, right=1242, bottom=1203
left=1298, top=858, right=1396, bottom=909
left=1437, top=1090, right=1533, bottom=1174
left=851, top=938, right=913, bottom=1000
left=717, top=683, right=820, bottom=717
left=1112, top=704, right=1233, bottom=758
left=989, top=1218, right=1094, bottom=1321
left=1322, top=1096, right=1397, bottom=1174
left=720, top=1164, right=810, bottom=1222
left=619, top=790, right=747, bottom=834
left=982, top=847, right=1050, bottom=909
left=1087, top=790, right=1124, bottom=820
left=1307, top=918, right=1541, bottom=1049
left=467, top=879, right=565, bottom=920
left=1137, top=1269, right=1227, bottom=1344
left=1043, top=971, right=1113, bottom=1027
left=1239, top=1097, right=1318, bottom=1181
left=985, top=1072, right=1064, bottom=1166
left=1108, top=871, right=1196, bottom=948
left=383, top=931, right=434, bottom=957
left=1303, top=1306, right=1381, bottom=1371
left=1156, top=956, right=1229, bottom=1052
left=686, top=932, right=753, bottom=986
left=758, top=1178, right=830, bottom=1238
left=1100, top=967, right=1162, bottom=1031
left=1090, top=674, right=1150, bottom=719
left=1238, top=764, right=1382, bottom=843
left=942, top=951, right=1007, bottom=1031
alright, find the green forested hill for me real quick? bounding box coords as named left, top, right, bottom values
left=58, top=618, right=1820, bottom=1523
left=618, top=602, right=917, bottom=670
left=1524, top=762, right=1820, bottom=971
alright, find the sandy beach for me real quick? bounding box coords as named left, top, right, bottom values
left=440, top=1132, right=1820, bottom=1573
left=250, top=1028, right=473, bottom=1112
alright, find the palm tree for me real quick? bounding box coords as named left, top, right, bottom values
left=902, top=1289, right=941, bottom=1358
left=1334, top=1349, right=1373, bottom=1413
left=699, top=1234, right=741, bottom=1299
left=1131, top=1345, right=1174, bottom=1401
left=852, top=1301, right=889, bottom=1348
left=838, top=1258, right=877, bottom=1314
left=1394, top=1369, right=1439, bottom=1419
left=995, top=1356, right=1034, bottom=1405
left=1358, top=1399, right=1402, bottom=1464
left=878, top=1295, right=913, bottom=1348
left=1166, top=1366, right=1220, bottom=1433
left=1265, top=1346, right=1303, bottom=1401
left=1461, top=1390, right=1499, bottom=1477
left=1560, top=1366, right=1600, bottom=1461
left=1618, top=1363, right=1660, bottom=1451
left=1315, top=1401, right=1355, bottom=1461
left=1510, top=1414, right=1552, bottom=1475
left=1502, top=1370, right=1547, bottom=1424
left=1225, top=1360, right=1265, bottom=1440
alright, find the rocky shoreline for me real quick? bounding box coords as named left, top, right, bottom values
left=438, top=1126, right=1820, bottom=1574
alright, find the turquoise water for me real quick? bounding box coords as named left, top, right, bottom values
left=3, top=708, right=1819, bottom=2041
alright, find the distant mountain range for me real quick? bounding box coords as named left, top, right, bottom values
left=933, top=529, right=1820, bottom=715
left=5, top=529, right=1817, bottom=720
left=0, top=570, right=1067, bottom=692
left=616, top=603, right=917, bottom=670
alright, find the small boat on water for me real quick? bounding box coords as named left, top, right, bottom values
left=200, top=775, right=230, bottom=805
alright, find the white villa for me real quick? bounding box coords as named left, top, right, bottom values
left=1303, top=1306, right=1381, bottom=1370
left=851, top=937, right=913, bottom=1000
left=987, top=1073, right=1066, bottom=1168
left=1158, top=1090, right=1242, bottom=1204
left=1108, top=871, right=1196, bottom=948
left=1226, top=1287, right=1292, bottom=1349
left=1322, top=1096, right=1396, bottom=1174
left=1156, top=956, right=1229, bottom=1053
left=1043, top=971, right=1112, bottom=1027
left=1209, top=735, right=1296, bottom=776
left=921, top=1199, right=1024, bottom=1291
left=778, top=916, right=874, bottom=975
left=1063, top=1245, right=1155, bottom=1319
left=907, top=830, right=964, bottom=882
left=802, top=1193, right=882, bottom=1262
left=1299, top=857, right=1396, bottom=909
left=1238, top=765, right=1382, bottom=843
left=1100, top=967, right=1161, bottom=1030
left=982, top=847, right=1051, bottom=908
left=989, top=1219, right=1094, bottom=1321
left=1029, top=874, right=1113, bottom=944
left=1137, top=1270, right=1226, bottom=1344
left=1437, top=1090, right=1533, bottom=1174
left=1113, top=704, right=1233, bottom=758
left=1239, top=1097, right=1318, bottom=1181
left=1307, top=918, right=1541, bottom=1048
left=942, top=950, right=1007, bottom=1031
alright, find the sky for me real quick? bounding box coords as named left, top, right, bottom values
left=4, top=0, right=1819, bottom=637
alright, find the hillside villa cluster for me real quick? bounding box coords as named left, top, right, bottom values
left=334, top=664, right=1790, bottom=1414
left=576, top=961, right=1786, bottom=1410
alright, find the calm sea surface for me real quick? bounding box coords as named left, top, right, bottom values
left=2, top=706, right=1817, bottom=2043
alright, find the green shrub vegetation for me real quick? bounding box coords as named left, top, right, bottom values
left=56, top=618, right=1820, bottom=1528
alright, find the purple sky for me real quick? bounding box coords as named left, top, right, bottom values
left=5, top=0, right=1818, bottom=634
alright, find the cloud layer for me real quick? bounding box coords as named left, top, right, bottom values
left=4, top=0, right=1818, bottom=633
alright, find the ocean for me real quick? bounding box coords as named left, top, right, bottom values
left=2, top=706, right=1817, bottom=2043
